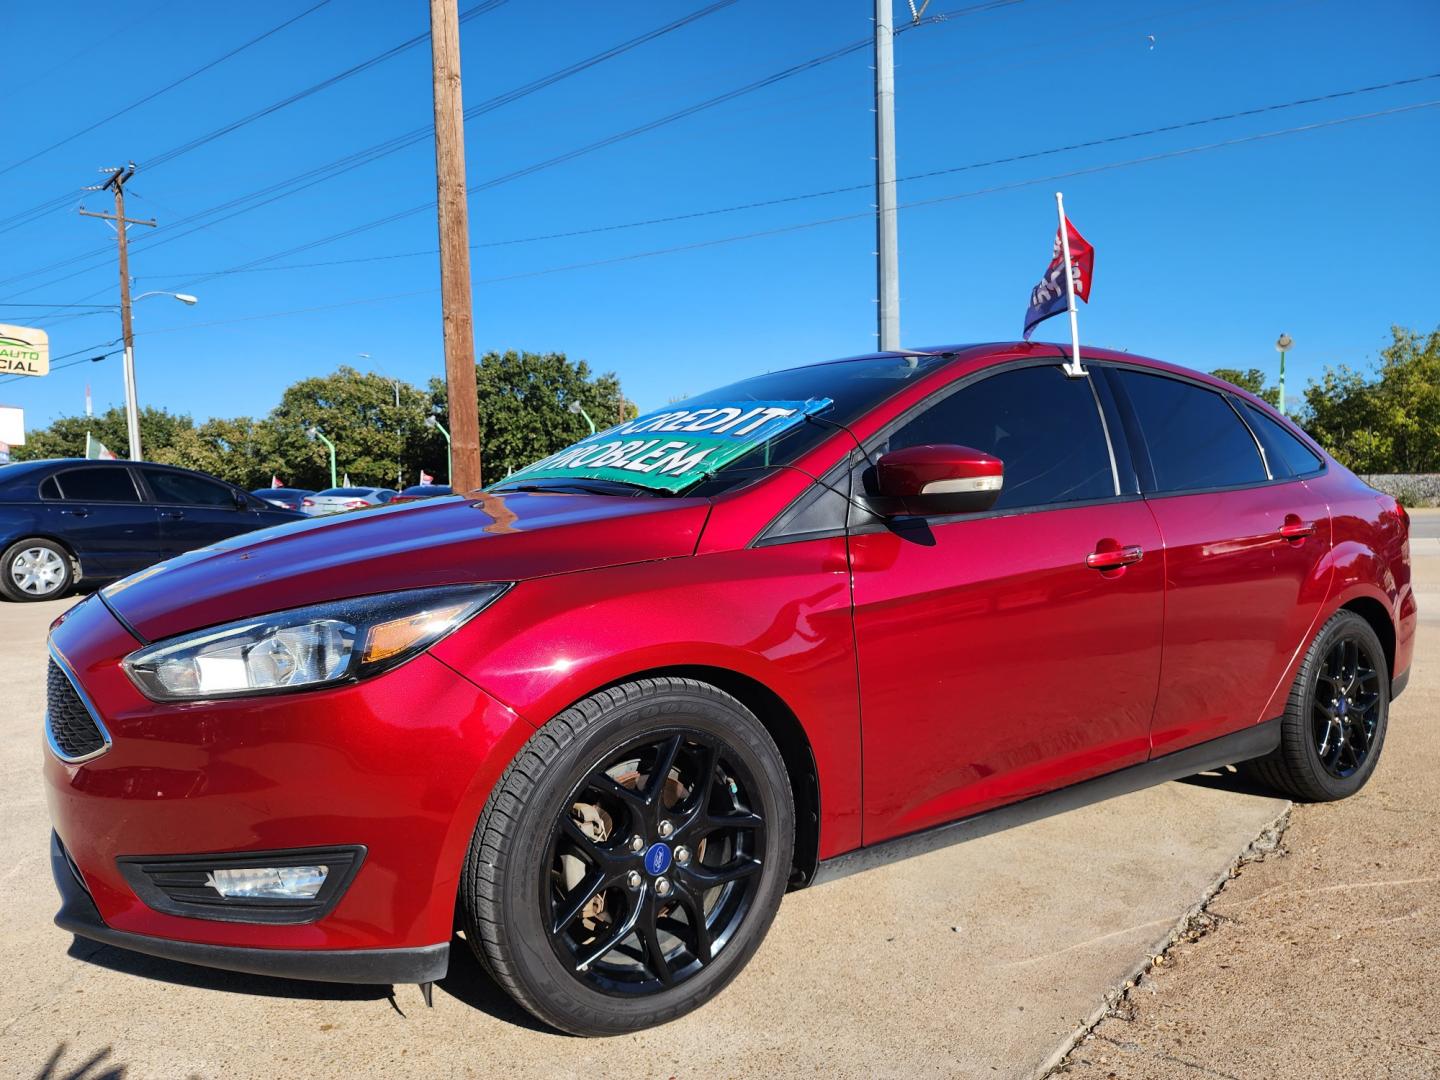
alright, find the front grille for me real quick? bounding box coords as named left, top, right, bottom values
left=46, top=658, right=108, bottom=761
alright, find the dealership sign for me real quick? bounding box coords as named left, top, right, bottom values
left=509, top=398, right=834, bottom=493
left=0, top=324, right=49, bottom=377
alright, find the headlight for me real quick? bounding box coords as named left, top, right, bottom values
left=122, top=584, right=509, bottom=702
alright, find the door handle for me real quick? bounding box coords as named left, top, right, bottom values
left=1279, top=516, right=1316, bottom=541
left=1086, top=544, right=1144, bottom=570
left=60, top=508, right=90, bottom=518
left=159, top=510, right=185, bottom=520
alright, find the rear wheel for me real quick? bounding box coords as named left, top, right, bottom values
left=1247, top=610, right=1388, bottom=801
left=460, top=677, right=794, bottom=1035
left=1, top=538, right=74, bottom=602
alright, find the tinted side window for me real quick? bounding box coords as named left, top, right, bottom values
left=39, top=476, right=61, bottom=499
left=1239, top=401, right=1324, bottom=477
left=882, top=365, right=1115, bottom=511
left=1114, top=371, right=1266, bottom=493
left=145, top=470, right=236, bottom=507
left=55, top=467, right=140, bottom=502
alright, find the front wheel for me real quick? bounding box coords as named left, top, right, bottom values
left=460, top=677, right=794, bottom=1035
left=1246, top=609, right=1389, bottom=801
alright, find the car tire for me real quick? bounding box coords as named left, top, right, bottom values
left=0, top=538, right=75, bottom=602
left=1245, top=610, right=1389, bottom=802
left=460, top=676, right=795, bottom=1036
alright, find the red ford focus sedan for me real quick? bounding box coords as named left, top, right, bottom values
left=43, top=343, right=1414, bottom=1035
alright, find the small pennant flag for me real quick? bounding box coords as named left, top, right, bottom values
left=271, top=474, right=284, bottom=489
left=85, top=433, right=119, bottom=460
left=342, top=472, right=352, bottom=487
left=1024, top=217, right=1094, bottom=340
left=420, top=469, right=434, bottom=485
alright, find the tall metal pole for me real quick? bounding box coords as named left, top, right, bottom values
left=429, top=0, right=482, bottom=491
left=874, top=0, right=901, bottom=353
left=79, top=165, right=156, bottom=461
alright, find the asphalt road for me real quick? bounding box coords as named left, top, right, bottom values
left=5, top=567, right=1421, bottom=1078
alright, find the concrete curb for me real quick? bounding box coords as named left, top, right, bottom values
left=1032, top=803, right=1294, bottom=1079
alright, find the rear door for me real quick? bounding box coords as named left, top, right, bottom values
left=41, top=465, right=161, bottom=575
left=140, top=468, right=264, bottom=555
left=1104, top=367, right=1333, bottom=756
left=851, top=362, right=1166, bottom=843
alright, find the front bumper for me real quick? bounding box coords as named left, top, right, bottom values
left=45, top=594, right=534, bottom=975
left=51, top=832, right=449, bottom=984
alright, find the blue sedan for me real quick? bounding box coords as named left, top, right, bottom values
left=0, top=459, right=304, bottom=602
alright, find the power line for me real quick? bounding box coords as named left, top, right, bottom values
left=0, top=0, right=337, bottom=179
left=0, top=0, right=509, bottom=242
left=12, top=93, right=1433, bottom=389
left=134, top=74, right=1440, bottom=283
left=0, top=0, right=735, bottom=302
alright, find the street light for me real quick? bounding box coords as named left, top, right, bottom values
left=306, top=426, right=337, bottom=489
left=64, top=290, right=198, bottom=461
left=1275, top=333, right=1293, bottom=416
left=567, top=400, right=596, bottom=435
left=425, top=413, right=452, bottom=486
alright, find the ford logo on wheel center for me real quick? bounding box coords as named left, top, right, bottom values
left=644, top=842, right=672, bottom=876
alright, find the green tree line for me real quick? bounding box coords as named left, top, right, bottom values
left=1209, top=326, right=1440, bottom=474
left=14, top=351, right=635, bottom=491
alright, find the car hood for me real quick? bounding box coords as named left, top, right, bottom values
left=103, top=491, right=711, bottom=642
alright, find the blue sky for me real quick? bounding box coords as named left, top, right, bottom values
left=2, top=0, right=1437, bottom=429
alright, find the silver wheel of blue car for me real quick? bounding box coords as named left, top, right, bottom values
left=1, top=539, right=74, bottom=602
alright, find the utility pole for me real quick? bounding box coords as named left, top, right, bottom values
left=79, top=164, right=155, bottom=461
left=874, top=0, right=901, bottom=352
left=428, top=0, right=482, bottom=491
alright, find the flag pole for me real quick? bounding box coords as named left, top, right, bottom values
left=1056, top=191, right=1086, bottom=378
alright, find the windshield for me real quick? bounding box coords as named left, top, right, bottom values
left=494, top=352, right=953, bottom=497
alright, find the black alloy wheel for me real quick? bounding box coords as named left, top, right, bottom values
left=542, top=730, right=766, bottom=995
left=461, top=677, right=794, bottom=1035
left=1312, top=635, right=1382, bottom=779
left=1246, top=609, right=1389, bottom=802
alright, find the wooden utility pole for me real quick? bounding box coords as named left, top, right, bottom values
left=428, top=0, right=481, bottom=491
left=79, top=164, right=155, bottom=461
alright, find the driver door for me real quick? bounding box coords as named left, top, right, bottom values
left=851, top=363, right=1165, bottom=844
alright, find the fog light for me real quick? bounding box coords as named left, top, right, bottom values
left=205, top=865, right=328, bottom=899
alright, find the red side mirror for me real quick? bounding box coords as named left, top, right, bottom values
left=872, top=443, right=1004, bottom=516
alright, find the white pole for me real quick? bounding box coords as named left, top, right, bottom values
left=121, top=342, right=143, bottom=457
left=1055, top=192, right=1086, bottom=378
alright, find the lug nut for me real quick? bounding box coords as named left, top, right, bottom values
left=658, top=820, right=674, bottom=838
left=629, top=835, right=645, bottom=853
left=626, top=870, right=642, bottom=889
left=674, top=846, right=691, bottom=865
left=655, top=877, right=671, bottom=897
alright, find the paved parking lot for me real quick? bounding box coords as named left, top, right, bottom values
left=0, top=556, right=1428, bottom=1078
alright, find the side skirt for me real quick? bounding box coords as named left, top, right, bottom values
left=811, top=719, right=1281, bottom=887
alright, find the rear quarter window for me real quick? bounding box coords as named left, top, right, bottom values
left=1238, top=400, right=1325, bottom=477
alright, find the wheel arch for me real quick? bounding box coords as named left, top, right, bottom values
left=592, top=664, right=822, bottom=889
left=1339, top=595, right=1397, bottom=686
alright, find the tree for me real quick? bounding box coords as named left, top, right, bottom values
left=11, top=405, right=194, bottom=462
left=429, top=351, right=635, bottom=481
left=1209, top=368, right=1280, bottom=407
left=1300, top=326, right=1440, bottom=473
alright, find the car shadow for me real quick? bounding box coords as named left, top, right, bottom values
left=1177, top=763, right=1282, bottom=799
left=63, top=933, right=556, bottom=1032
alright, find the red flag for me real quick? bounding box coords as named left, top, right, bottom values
left=420, top=469, right=434, bottom=485
left=271, top=475, right=284, bottom=489
left=1023, top=217, right=1094, bottom=340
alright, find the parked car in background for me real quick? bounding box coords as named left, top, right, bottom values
left=391, top=483, right=452, bottom=504
left=251, top=487, right=315, bottom=512
left=40, top=344, right=1414, bottom=1036
left=0, top=459, right=303, bottom=601
left=302, top=487, right=398, bottom=515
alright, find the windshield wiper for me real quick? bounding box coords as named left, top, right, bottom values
left=489, top=478, right=662, bottom=497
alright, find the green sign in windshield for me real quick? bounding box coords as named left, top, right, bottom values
left=506, top=398, right=834, bottom=493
